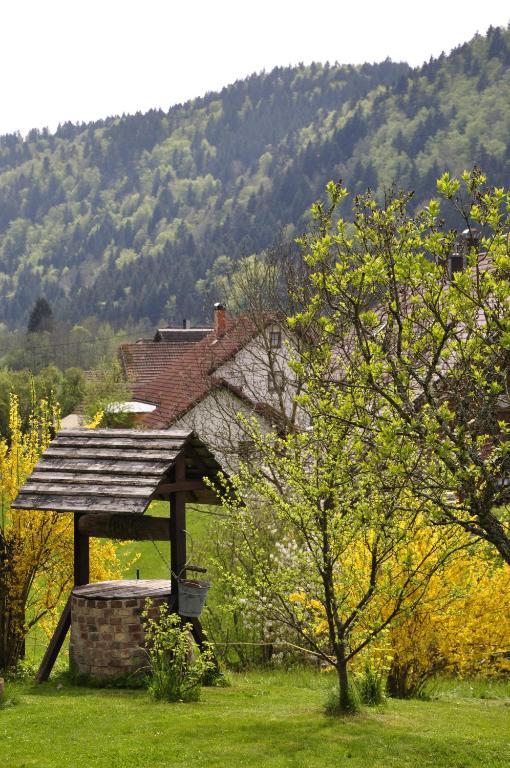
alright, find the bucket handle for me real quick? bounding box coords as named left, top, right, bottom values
left=171, top=529, right=207, bottom=580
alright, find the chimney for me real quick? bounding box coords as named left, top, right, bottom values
left=448, top=229, right=480, bottom=279
left=448, top=250, right=465, bottom=278
left=214, top=303, right=226, bottom=337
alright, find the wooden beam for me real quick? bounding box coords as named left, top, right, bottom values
left=157, top=479, right=213, bottom=494
left=78, top=513, right=171, bottom=541
left=170, top=454, right=187, bottom=608
left=19, top=483, right=157, bottom=498
left=14, top=495, right=147, bottom=515
left=30, top=471, right=161, bottom=486
left=55, top=438, right=185, bottom=450
left=36, top=594, right=72, bottom=683
left=45, top=447, right=178, bottom=461
left=59, top=429, right=190, bottom=438
left=33, top=458, right=173, bottom=475
left=74, top=514, right=89, bottom=586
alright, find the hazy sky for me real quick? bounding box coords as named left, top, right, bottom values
left=1, top=1, right=509, bottom=136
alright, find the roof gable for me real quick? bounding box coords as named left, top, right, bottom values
left=136, top=315, right=262, bottom=427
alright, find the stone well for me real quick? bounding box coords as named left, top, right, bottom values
left=69, top=579, right=172, bottom=680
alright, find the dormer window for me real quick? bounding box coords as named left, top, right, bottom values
left=270, top=330, right=282, bottom=348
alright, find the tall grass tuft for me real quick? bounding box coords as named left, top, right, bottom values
left=357, top=662, right=386, bottom=706
left=324, top=682, right=362, bottom=715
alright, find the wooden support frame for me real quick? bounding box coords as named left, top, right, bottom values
left=35, top=595, right=72, bottom=683
left=36, top=514, right=90, bottom=682
left=78, top=513, right=171, bottom=541
left=74, top=513, right=90, bottom=586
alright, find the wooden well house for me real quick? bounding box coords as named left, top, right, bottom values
left=11, top=428, right=225, bottom=682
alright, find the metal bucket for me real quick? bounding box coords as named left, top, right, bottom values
left=178, top=579, right=210, bottom=617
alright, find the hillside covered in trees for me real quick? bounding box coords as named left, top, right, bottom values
left=1, top=24, right=510, bottom=330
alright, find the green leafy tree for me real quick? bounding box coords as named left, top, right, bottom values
left=81, top=357, right=131, bottom=426
left=60, top=367, right=86, bottom=415
left=218, top=372, right=461, bottom=713
left=297, top=170, right=510, bottom=564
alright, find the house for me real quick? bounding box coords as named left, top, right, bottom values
left=131, top=304, right=302, bottom=468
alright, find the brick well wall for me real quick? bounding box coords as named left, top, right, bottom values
left=69, top=594, right=168, bottom=680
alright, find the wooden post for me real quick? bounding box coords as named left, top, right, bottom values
left=170, top=454, right=187, bottom=612
left=37, top=513, right=90, bottom=682
left=74, top=513, right=89, bottom=586
left=36, top=595, right=72, bottom=683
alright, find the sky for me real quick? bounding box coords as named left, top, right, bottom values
left=1, top=1, right=509, bottom=136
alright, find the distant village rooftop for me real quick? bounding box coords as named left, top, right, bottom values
left=119, top=319, right=213, bottom=385
left=153, top=322, right=212, bottom=344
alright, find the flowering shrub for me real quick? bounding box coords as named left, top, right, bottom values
left=0, top=394, right=122, bottom=674
left=142, top=601, right=214, bottom=702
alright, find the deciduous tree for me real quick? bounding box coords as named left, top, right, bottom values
left=297, top=170, right=510, bottom=564
left=217, top=373, right=461, bottom=713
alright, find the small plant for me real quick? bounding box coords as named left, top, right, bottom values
left=4, top=659, right=36, bottom=682
left=356, top=661, right=386, bottom=706
left=142, top=601, right=214, bottom=702
left=0, top=677, right=17, bottom=709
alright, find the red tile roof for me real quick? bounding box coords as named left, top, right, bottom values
left=136, top=315, right=260, bottom=428
left=118, top=341, right=198, bottom=385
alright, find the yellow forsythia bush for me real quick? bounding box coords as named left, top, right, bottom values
left=288, top=537, right=510, bottom=697
left=0, top=394, right=122, bottom=673
left=386, top=550, right=510, bottom=697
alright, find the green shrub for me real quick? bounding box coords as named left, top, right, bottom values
left=357, top=662, right=386, bottom=706
left=3, top=659, right=36, bottom=682
left=142, top=602, right=214, bottom=702
left=0, top=677, right=17, bottom=709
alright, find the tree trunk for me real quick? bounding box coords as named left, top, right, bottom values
left=337, top=658, right=352, bottom=712
left=335, top=643, right=357, bottom=713
left=0, top=536, right=26, bottom=674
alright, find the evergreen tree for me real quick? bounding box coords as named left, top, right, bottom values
left=27, top=297, right=54, bottom=334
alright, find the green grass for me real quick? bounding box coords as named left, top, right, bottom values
left=2, top=669, right=510, bottom=768
left=423, top=676, right=510, bottom=701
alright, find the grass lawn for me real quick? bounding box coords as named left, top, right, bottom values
left=2, top=670, right=510, bottom=768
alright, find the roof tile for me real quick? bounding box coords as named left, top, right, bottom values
left=136, top=316, right=259, bottom=427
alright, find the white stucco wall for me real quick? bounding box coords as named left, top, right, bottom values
left=174, top=387, right=268, bottom=472
left=214, top=324, right=304, bottom=424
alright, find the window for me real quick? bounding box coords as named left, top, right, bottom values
left=270, top=330, right=282, bottom=348
left=268, top=371, right=284, bottom=392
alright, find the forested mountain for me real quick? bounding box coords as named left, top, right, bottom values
left=1, top=25, right=510, bottom=329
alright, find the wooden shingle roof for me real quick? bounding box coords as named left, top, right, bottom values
left=11, top=428, right=223, bottom=515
